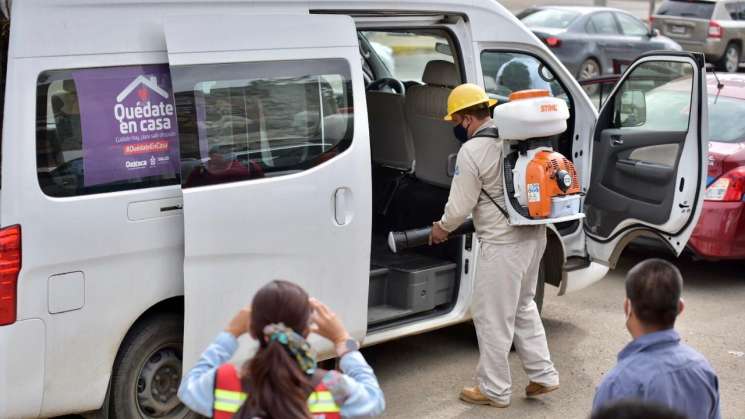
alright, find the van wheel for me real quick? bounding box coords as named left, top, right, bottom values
left=717, top=43, right=741, bottom=73
left=535, top=256, right=546, bottom=314
left=110, top=313, right=201, bottom=419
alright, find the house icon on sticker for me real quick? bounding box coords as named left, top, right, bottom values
left=117, top=75, right=169, bottom=103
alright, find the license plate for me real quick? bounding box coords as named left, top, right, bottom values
left=670, top=25, right=687, bottom=35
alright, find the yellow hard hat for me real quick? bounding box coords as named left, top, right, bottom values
left=444, top=83, right=498, bottom=121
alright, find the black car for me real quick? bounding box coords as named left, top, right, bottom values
left=518, top=6, right=683, bottom=80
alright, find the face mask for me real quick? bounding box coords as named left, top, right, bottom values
left=453, top=120, right=470, bottom=143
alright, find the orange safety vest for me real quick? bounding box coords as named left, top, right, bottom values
left=212, top=363, right=342, bottom=419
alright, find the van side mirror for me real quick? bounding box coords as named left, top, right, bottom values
left=435, top=42, right=453, bottom=56
left=649, top=28, right=661, bottom=37
left=616, top=90, right=647, bottom=127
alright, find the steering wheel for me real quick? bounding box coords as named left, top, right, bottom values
left=366, top=77, right=406, bottom=95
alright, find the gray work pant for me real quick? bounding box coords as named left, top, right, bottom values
left=472, top=230, right=559, bottom=404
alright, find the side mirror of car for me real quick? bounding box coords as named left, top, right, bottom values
left=435, top=42, right=453, bottom=56
left=649, top=28, right=661, bottom=38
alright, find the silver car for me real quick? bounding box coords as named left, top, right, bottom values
left=518, top=6, right=682, bottom=81
left=653, top=0, right=745, bottom=72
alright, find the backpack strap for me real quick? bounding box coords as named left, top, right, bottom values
left=481, top=187, right=510, bottom=219
left=474, top=126, right=500, bottom=139
left=213, top=364, right=247, bottom=419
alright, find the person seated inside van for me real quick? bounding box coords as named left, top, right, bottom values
left=178, top=280, right=385, bottom=418
left=183, top=144, right=264, bottom=188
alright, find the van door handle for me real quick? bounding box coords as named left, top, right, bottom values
left=333, top=187, right=354, bottom=226
left=611, top=135, right=624, bottom=146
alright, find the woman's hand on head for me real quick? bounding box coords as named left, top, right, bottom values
left=309, top=298, right=350, bottom=346
left=225, top=305, right=252, bottom=338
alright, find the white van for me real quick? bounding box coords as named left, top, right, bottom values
left=0, top=0, right=708, bottom=418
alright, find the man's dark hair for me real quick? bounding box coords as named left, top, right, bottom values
left=591, top=399, right=688, bottom=419
left=456, top=103, right=491, bottom=119
left=625, top=259, right=683, bottom=329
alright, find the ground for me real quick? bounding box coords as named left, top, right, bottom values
left=361, top=249, right=745, bottom=418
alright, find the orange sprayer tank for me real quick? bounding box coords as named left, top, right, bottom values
left=525, top=151, right=580, bottom=218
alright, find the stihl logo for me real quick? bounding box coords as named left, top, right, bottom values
left=540, top=104, right=558, bottom=113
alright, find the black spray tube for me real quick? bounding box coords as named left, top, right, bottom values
left=387, top=219, right=475, bottom=253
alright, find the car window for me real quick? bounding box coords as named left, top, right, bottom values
left=171, top=59, right=353, bottom=188
left=725, top=2, right=745, bottom=20
left=612, top=61, right=693, bottom=130
left=359, top=31, right=455, bottom=82
left=520, top=8, right=581, bottom=29
left=587, top=12, right=620, bottom=35
left=708, top=96, right=745, bottom=142
left=616, top=13, right=650, bottom=36
left=656, top=0, right=716, bottom=19
left=36, top=65, right=181, bottom=197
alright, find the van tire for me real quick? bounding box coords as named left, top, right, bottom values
left=110, top=313, right=202, bottom=419
left=716, top=43, right=741, bottom=73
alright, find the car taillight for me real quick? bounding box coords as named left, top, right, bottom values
left=705, top=167, right=745, bottom=202
left=0, top=225, right=21, bottom=326
left=708, top=20, right=723, bottom=39
left=545, top=37, right=561, bottom=47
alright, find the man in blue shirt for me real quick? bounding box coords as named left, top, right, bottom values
left=593, top=259, right=721, bottom=419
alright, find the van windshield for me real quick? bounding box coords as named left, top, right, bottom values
left=656, top=0, right=716, bottom=19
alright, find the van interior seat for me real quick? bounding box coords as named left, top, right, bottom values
left=404, top=60, right=462, bottom=188
left=366, top=90, right=415, bottom=172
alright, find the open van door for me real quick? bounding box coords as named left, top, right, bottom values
left=584, top=52, right=708, bottom=266
left=165, top=14, right=372, bottom=368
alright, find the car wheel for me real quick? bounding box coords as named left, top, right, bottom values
left=578, top=58, right=601, bottom=81
left=717, top=43, right=741, bottom=73
left=578, top=58, right=601, bottom=96
left=110, top=313, right=202, bottom=419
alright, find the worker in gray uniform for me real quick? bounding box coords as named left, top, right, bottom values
left=430, top=83, right=559, bottom=408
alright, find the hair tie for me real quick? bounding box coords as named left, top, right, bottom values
left=262, top=323, right=317, bottom=375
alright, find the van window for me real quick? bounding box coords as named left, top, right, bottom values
left=612, top=61, right=693, bottom=130
left=656, top=0, right=716, bottom=20
left=359, top=31, right=456, bottom=82
left=171, top=59, right=353, bottom=188
left=480, top=51, right=574, bottom=156
left=36, top=65, right=181, bottom=197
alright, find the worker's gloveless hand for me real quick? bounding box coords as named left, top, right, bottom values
left=430, top=222, right=449, bottom=245
left=225, top=305, right=252, bottom=338
left=310, top=298, right=351, bottom=349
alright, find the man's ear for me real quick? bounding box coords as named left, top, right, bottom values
left=678, top=298, right=685, bottom=316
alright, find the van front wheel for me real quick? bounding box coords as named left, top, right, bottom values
left=110, top=313, right=201, bottom=419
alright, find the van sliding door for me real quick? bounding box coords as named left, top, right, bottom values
left=164, top=14, right=372, bottom=367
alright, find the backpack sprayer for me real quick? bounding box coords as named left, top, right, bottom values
left=388, top=89, right=584, bottom=254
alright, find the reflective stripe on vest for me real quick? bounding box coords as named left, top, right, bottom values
left=213, top=363, right=341, bottom=418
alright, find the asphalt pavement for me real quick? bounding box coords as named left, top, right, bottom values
left=361, top=249, right=745, bottom=418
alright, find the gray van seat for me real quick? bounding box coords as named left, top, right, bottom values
left=405, top=60, right=461, bottom=188
left=366, top=91, right=415, bottom=172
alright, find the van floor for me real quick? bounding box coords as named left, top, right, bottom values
left=367, top=232, right=460, bottom=326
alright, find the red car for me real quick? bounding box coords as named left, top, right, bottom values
left=582, top=73, right=745, bottom=260
left=691, top=74, right=745, bottom=260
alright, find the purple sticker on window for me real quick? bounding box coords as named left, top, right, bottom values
left=73, top=65, right=180, bottom=187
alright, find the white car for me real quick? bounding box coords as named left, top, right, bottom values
left=0, top=1, right=708, bottom=418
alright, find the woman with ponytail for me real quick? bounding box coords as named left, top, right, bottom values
left=178, top=280, right=385, bottom=418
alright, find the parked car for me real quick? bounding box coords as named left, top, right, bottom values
left=652, top=0, right=745, bottom=73
left=581, top=72, right=745, bottom=260
left=518, top=6, right=682, bottom=80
